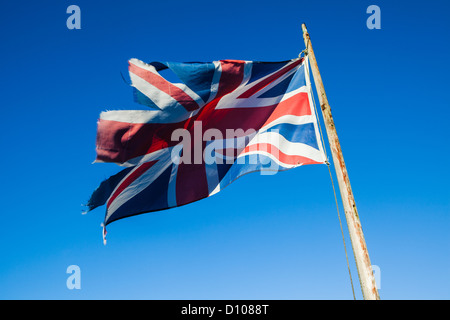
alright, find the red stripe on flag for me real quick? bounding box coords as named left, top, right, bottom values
left=107, top=160, right=157, bottom=208
left=215, top=60, right=246, bottom=98
left=242, top=143, right=322, bottom=166
left=261, top=92, right=312, bottom=127
left=129, top=62, right=199, bottom=111
left=96, top=119, right=184, bottom=164
left=175, top=162, right=209, bottom=207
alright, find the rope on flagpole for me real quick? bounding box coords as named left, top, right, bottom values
left=327, top=162, right=356, bottom=300
left=303, top=51, right=356, bottom=300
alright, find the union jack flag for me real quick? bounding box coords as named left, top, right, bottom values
left=86, top=57, right=327, bottom=240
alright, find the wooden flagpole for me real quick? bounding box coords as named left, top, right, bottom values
left=301, top=23, right=380, bottom=300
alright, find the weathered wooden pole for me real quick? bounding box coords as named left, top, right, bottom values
left=301, top=23, right=380, bottom=300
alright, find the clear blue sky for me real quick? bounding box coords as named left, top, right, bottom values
left=0, top=0, right=449, bottom=299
